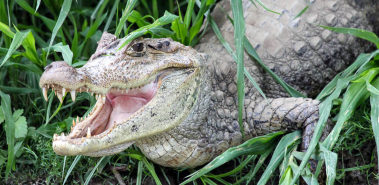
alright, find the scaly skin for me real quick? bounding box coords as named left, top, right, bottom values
left=39, top=0, right=376, bottom=168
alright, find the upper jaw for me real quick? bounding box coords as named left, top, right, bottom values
left=49, top=66, right=200, bottom=156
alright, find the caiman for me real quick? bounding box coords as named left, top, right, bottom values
left=39, top=0, right=377, bottom=168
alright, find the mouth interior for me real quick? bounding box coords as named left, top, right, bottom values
left=67, top=80, right=158, bottom=141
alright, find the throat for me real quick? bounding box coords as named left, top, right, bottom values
left=107, top=95, right=149, bottom=130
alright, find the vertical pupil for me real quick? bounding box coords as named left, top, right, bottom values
left=133, top=43, right=143, bottom=51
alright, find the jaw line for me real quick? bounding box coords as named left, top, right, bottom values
left=52, top=68, right=199, bottom=156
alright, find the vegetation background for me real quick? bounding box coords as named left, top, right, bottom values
left=1, top=0, right=379, bottom=184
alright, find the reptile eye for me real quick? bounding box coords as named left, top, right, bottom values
left=163, top=41, right=170, bottom=46
left=132, top=43, right=144, bottom=52
left=157, top=42, right=163, bottom=49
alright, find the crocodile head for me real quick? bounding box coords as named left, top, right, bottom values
left=39, top=32, right=206, bottom=156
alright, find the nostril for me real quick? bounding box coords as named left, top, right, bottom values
left=44, top=64, right=53, bottom=70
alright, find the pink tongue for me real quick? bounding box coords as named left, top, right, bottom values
left=106, top=95, right=149, bottom=130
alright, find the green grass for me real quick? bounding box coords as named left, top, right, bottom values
left=1, top=0, right=379, bottom=184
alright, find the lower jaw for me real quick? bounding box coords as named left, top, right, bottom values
left=54, top=80, right=158, bottom=143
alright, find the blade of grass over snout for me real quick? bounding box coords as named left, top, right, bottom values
left=118, top=11, right=178, bottom=50
left=231, top=0, right=246, bottom=139
left=115, top=0, right=138, bottom=37
left=319, top=26, right=379, bottom=49
left=46, top=0, right=72, bottom=61
left=257, top=131, right=301, bottom=185
left=0, top=91, right=15, bottom=179
left=63, top=155, right=82, bottom=185
left=217, top=5, right=305, bottom=98
left=180, top=131, right=285, bottom=185
left=0, top=31, right=29, bottom=68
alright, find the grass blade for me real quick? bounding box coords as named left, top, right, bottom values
left=45, top=0, right=72, bottom=61
left=289, top=75, right=357, bottom=185
left=181, top=131, right=285, bottom=185
left=0, top=91, right=15, bottom=179
left=184, top=0, right=195, bottom=30
left=253, top=0, right=281, bottom=14
left=115, top=0, right=138, bottom=37
left=206, top=155, right=256, bottom=178
left=371, top=93, right=379, bottom=185
left=319, top=26, right=379, bottom=49
left=142, top=157, right=162, bottom=185
left=257, top=131, right=301, bottom=185
left=63, top=155, right=82, bottom=185
left=84, top=156, right=106, bottom=185
left=217, top=5, right=305, bottom=98
left=0, top=31, right=29, bottom=68
left=230, top=0, right=246, bottom=139
left=137, top=160, right=143, bottom=185
left=118, top=11, right=178, bottom=50
left=319, top=144, right=337, bottom=185
left=104, top=0, right=119, bottom=32
left=45, top=43, right=73, bottom=65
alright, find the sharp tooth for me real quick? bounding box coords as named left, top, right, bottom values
left=87, top=128, right=91, bottom=139
left=57, top=93, right=63, bottom=103
left=95, top=94, right=99, bottom=100
left=61, top=133, right=64, bottom=137
left=54, top=90, right=57, bottom=95
left=81, top=137, right=85, bottom=142
left=86, top=88, right=89, bottom=92
left=91, top=92, right=94, bottom=96
left=70, top=90, right=76, bottom=102
left=76, top=116, right=79, bottom=123
left=47, top=84, right=50, bottom=89
left=102, top=96, right=106, bottom=104
left=62, top=88, right=66, bottom=95
left=71, top=126, right=73, bottom=131
left=72, top=119, right=76, bottom=126
left=80, top=117, right=83, bottom=122
left=43, top=87, right=48, bottom=101
left=79, top=88, right=82, bottom=93
left=52, top=84, right=55, bottom=88
left=125, top=88, right=129, bottom=93
left=53, top=134, right=57, bottom=141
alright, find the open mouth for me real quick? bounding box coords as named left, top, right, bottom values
left=44, top=78, right=158, bottom=143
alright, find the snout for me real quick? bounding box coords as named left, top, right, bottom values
left=39, top=61, right=87, bottom=88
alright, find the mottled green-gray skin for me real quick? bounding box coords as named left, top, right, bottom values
left=41, top=0, right=378, bottom=168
